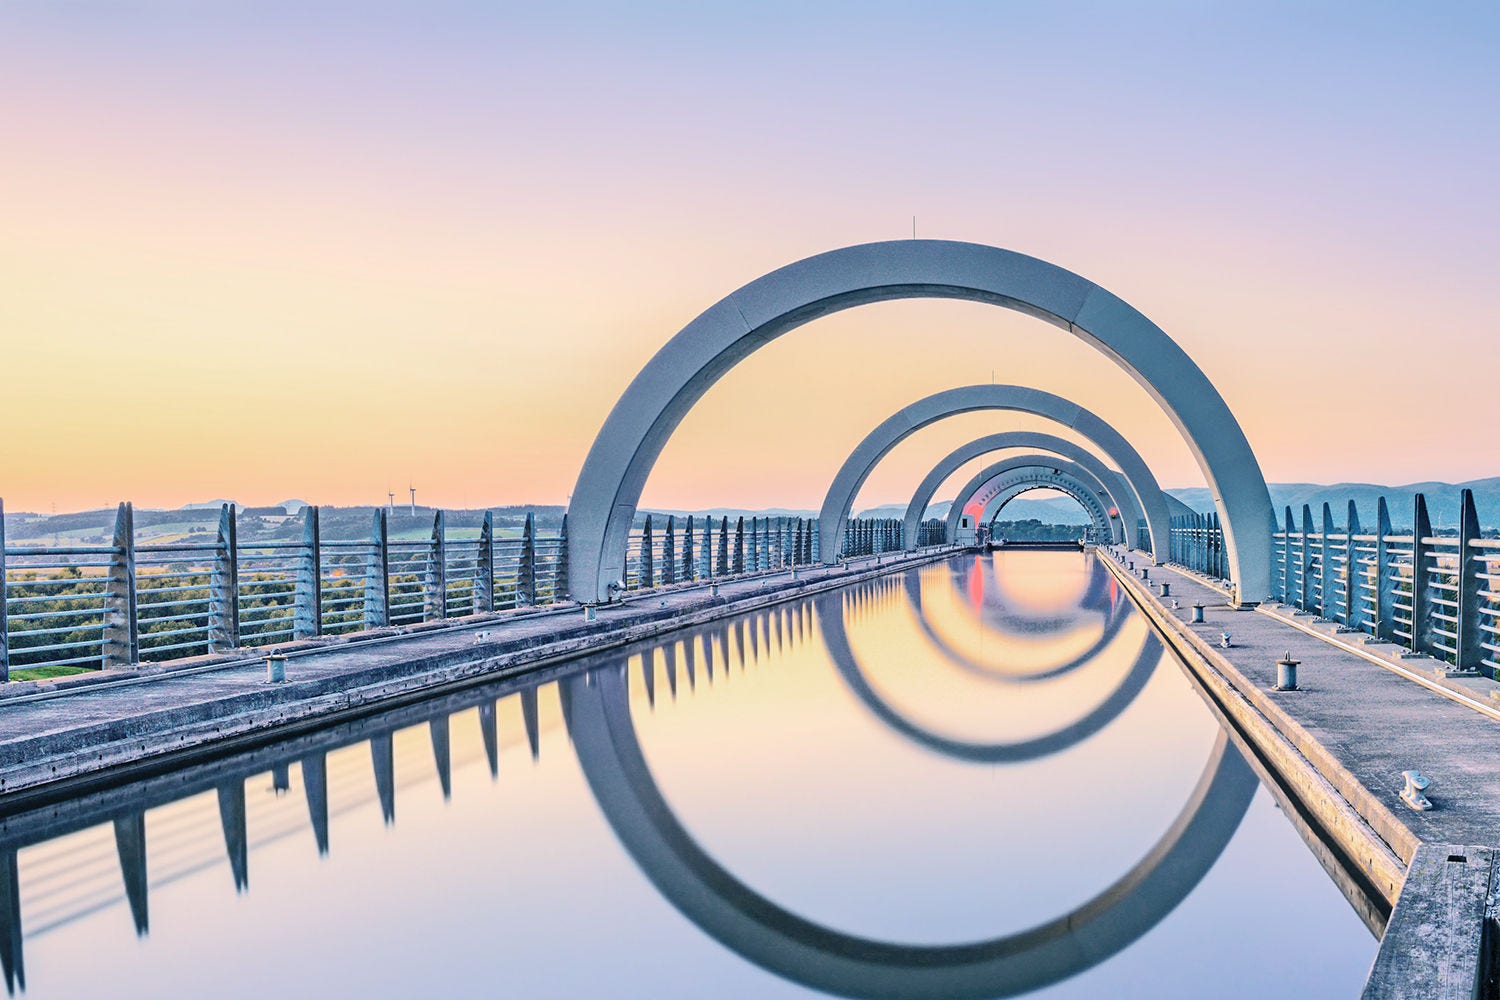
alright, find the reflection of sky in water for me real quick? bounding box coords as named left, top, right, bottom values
left=11, top=553, right=1373, bottom=998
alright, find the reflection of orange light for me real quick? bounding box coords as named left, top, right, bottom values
left=967, top=563, right=984, bottom=610
left=1108, top=507, right=1120, bottom=518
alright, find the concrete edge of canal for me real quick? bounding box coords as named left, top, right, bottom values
left=1099, top=547, right=1500, bottom=1000
left=0, top=548, right=958, bottom=814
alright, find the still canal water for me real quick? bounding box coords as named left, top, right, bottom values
left=2, top=551, right=1376, bottom=998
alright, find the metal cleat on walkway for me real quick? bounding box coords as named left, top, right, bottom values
left=1400, top=771, right=1433, bottom=811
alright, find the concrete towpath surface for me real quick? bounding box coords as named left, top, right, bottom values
left=1108, top=547, right=1500, bottom=853
left=0, top=549, right=953, bottom=807
left=1100, top=545, right=1500, bottom=1000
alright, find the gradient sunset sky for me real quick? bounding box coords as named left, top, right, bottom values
left=3, top=2, right=1496, bottom=515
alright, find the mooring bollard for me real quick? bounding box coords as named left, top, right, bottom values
left=1219, top=632, right=1232, bottom=648
left=584, top=605, right=598, bottom=622
left=265, top=649, right=287, bottom=684
left=1275, top=651, right=1300, bottom=691
left=1400, top=770, right=1433, bottom=811
left=1159, top=581, right=1170, bottom=597
left=1191, top=602, right=1205, bottom=623
left=710, top=582, right=720, bottom=596
left=1141, top=567, right=1150, bottom=582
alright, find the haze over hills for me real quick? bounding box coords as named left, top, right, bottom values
left=5, top=479, right=1499, bottom=543
left=867, top=477, right=1500, bottom=530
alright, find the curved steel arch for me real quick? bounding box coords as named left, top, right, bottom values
left=564, top=649, right=1257, bottom=999
left=940, top=458, right=1119, bottom=544
left=565, top=240, right=1273, bottom=606
left=945, top=460, right=1113, bottom=544
left=902, top=431, right=1149, bottom=553
left=819, top=385, right=1170, bottom=564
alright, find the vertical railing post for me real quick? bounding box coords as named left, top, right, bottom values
left=716, top=517, right=729, bottom=576
left=683, top=516, right=696, bottom=582
left=733, top=516, right=745, bottom=574
left=641, top=515, right=655, bottom=590
left=364, top=509, right=390, bottom=630
left=1411, top=493, right=1433, bottom=656
left=1282, top=507, right=1294, bottom=605
left=293, top=505, right=322, bottom=640
left=518, top=512, right=537, bottom=606
left=103, top=502, right=139, bottom=667
left=1375, top=496, right=1395, bottom=641
left=1456, top=489, right=1485, bottom=674
left=1299, top=504, right=1314, bottom=612
left=0, top=497, right=9, bottom=682
left=1319, top=503, right=1334, bottom=620
left=663, top=516, right=677, bottom=586
left=208, top=503, right=240, bottom=650
left=424, top=510, right=447, bottom=622
left=474, top=511, right=494, bottom=614
left=554, top=514, right=569, bottom=603
left=1344, top=500, right=1362, bottom=628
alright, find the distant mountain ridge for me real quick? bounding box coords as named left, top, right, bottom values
left=1168, top=478, right=1500, bottom=529
left=862, top=477, right=1500, bottom=530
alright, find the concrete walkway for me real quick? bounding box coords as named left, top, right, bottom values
left=1109, top=548, right=1500, bottom=852
left=0, top=549, right=953, bottom=808
left=1101, top=546, right=1500, bottom=1000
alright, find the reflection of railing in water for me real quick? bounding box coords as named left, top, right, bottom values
left=0, top=597, right=820, bottom=996
left=567, top=619, right=1259, bottom=1000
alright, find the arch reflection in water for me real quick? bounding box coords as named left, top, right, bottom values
left=0, top=557, right=1354, bottom=998
left=899, top=556, right=1130, bottom=684
left=566, top=598, right=1258, bottom=999
left=818, top=581, right=1155, bottom=764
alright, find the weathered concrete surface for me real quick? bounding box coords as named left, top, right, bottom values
left=1362, top=844, right=1494, bottom=1000
left=0, top=549, right=953, bottom=810
left=1109, top=549, right=1500, bottom=852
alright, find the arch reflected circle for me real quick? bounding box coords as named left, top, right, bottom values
left=565, top=621, right=1259, bottom=999
left=565, top=240, right=1274, bottom=605
left=900, top=561, right=1130, bottom=684
left=901, top=430, right=1146, bottom=552
left=820, top=588, right=1155, bottom=759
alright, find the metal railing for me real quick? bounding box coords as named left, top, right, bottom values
left=1, top=501, right=567, bottom=680
left=622, top=514, right=819, bottom=590
left=840, top=518, right=903, bottom=558
left=1170, top=511, right=1229, bottom=581
left=1268, top=489, right=1498, bottom=676
left=916, top=518, right=947, bottom=547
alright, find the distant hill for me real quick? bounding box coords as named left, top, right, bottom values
left=874, top=477, right=1500, bottom=530
left=859, top=497, right=1090, bottom=524
left=6, top=480, right=1498, bottom=544
left=1168, top=478, right=1500, bottom=529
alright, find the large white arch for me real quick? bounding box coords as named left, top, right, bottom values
left=566, top=240, right=1273, bottom=605
left=941, top=458, right=1118, bottom=544
left=819, top=385, right=1172, bottom=567
left=901, top=431, right=1148, bottom=552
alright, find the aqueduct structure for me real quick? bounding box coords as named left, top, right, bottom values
left=567, top=239, right=1275, bottom=605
